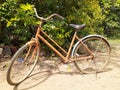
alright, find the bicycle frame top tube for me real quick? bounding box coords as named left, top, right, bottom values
left=35, top=21, right=94, bottom=63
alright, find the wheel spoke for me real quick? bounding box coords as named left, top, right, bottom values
left=73, top=36, right=110, bottom=74
left=94, top=38, right=102, bottom=57
left=7, top=43, right=39, bottom=85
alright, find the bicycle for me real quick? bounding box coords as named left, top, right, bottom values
left=7, top=8, right=111, bottom=85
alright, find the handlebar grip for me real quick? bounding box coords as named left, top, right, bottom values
left=33, top=8, right=38, bottom=17
left=34, top=8, right=46, bottom=21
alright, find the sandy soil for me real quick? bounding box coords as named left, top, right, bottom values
left=0, top=42, right=120, bottom=90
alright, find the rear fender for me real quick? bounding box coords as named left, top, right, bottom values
left=71, top=34, right=111, bottom=57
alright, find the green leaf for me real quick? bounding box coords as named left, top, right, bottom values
left=6, top=20, right=12, bottom=27
left=10, top=17, right=19, bottom=21
left=20, top=3, right=33, bottom=11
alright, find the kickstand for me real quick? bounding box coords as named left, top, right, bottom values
left=95, top=70, right=98, bottom=79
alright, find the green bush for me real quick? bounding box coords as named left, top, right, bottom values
left=0, top=1, right=38, bottom=46
left=1, top=0, right=120, bottom=52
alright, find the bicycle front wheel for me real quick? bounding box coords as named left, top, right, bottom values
left=7, top=41, right=40, bottom=85
left=72, top=35, right=111, bottom=74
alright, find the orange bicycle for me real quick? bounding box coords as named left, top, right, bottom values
left=7, top=8, right=111, bottom=85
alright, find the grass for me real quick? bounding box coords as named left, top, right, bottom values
left=108, top=39, right=120, bottom=44
left=108, top=39, right=120, bottom=56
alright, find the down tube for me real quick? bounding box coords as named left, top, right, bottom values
left=38, top=35, right=67, bottom=61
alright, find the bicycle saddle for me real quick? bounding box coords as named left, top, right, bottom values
left=69, top=24, right=86, bottom=30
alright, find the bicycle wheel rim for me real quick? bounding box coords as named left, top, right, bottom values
left=74, top=36, right=110, bottom=74
left=7, top=43, right=39, bottom=85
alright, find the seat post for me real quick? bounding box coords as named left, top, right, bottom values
left=66, top=31, right=77, bottom=59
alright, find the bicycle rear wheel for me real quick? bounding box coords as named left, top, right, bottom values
left=7, top=41, right=40, bottom=85
left=72, top=35, right=111, bottom=74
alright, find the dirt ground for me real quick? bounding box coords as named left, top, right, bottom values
left=0, top=42, right=120, bottom=90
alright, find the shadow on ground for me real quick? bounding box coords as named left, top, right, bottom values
left=13, top=58, right=113, bottom=90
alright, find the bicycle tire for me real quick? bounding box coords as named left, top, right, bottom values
left=7, top=41, right=40, bottom=85
left=71, top=35, right=111, bottom=74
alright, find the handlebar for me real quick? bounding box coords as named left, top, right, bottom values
left=34, top=8, right=64, bottom=21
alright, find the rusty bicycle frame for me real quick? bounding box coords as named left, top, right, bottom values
left=6, top=7, right=111, bottom=86
left=29, top=8, right=94, bottom=63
